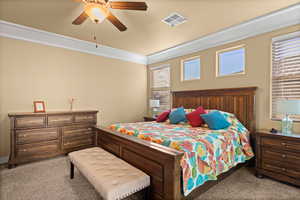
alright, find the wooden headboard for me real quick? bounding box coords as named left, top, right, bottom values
left=172, top=87, right=257, bottom=133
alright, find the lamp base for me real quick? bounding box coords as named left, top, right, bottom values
left=281, top=115, right=293, bottom=135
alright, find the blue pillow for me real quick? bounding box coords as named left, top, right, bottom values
left=200, top=111, right=231, bottom=130
left=169, top=107, right=187, bottom=124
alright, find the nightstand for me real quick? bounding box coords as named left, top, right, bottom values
left=144, top=116, right=156, bottom=122
left=255, top=130, right=300, bottom=186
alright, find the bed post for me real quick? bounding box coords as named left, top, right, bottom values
left=164, top=156, right=182, bottom=200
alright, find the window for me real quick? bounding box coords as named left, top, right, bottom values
left=182, top=57, right=201, bottom=81
left=150, top=65, right=171, bottom=113
left=217, top=46, right=245, bottom=77
left=271, top=32, right=300, bottom=120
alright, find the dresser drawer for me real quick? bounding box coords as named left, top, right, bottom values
left=63, top=135, right=94, bottom=150
left=16, top=128, right=59, bottom=144
left=261, top=137, right=300, bottom=152
left=15, top=116, right=46, bottom=129
left=262, top=160, right=300, bottom=179
left=62, top=126, right=94, bottom=138
left=74, top=113, right=96, bottom=123
left=48, top=114, right=73, bottom=126
left=262, top=149, right=300, bottom=165
left=16, top=140, right=59, bottom=157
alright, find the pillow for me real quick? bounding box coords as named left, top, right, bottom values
left=200, top=111, right=231, bottom=130
left=186, top=106, right=206, bottom=127
left=156, top=110, right=171, bottom=122
left=169, top=107, right=187, bottom=124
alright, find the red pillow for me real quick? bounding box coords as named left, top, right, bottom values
left=156, top=110, right=171, bottom=122
left=186, top=106, right=206, bottom=127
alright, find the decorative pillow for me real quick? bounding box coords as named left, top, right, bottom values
left=200, top=111, right=231, bottom=130
left=186, top=106, right=207, bottom=127
left=169, top=107, right=187, bottom=124
left=156, top=110, right=171, bottom=122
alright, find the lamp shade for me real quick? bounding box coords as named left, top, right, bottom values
left=149, top=99, right=160, bottom=108
left=277, top=100, right=300, bottom=115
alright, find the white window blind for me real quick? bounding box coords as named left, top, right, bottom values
left=150, top=65, right=171, bottom=113
left=271, top=32, right=300, bottom=120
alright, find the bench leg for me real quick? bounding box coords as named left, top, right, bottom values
left=70, top=162, right=74, bottom=179
left=145, top=187, right=150, bottom=200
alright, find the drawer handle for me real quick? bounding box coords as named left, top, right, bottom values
left=88, top=128, right=92, bottom=131
left=281, top=142, right=287, bottom=146
left=282, top=168, right=286, bottom=172
left=281, top=154, right=287, bottom=158
left=21, top=149, right=27, bottom=152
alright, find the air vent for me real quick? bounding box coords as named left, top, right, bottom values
left=162, top=13, right=187, bottom=27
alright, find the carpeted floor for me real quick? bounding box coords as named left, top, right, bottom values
left=0, top=156, right=299, bottom=200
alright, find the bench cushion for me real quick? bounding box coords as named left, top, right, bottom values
left=69, top=147, right=150, bottom=200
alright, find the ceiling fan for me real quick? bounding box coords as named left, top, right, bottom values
left=72, top=0, right=148, bottom=32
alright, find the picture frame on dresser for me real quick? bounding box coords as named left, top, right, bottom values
left=33, top=101, right=46, bottom=113
left=8, top=110, right=98, bottom=168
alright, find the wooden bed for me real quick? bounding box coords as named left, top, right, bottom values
left=95, top=87, right=257, bottom=200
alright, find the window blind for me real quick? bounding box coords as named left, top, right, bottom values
left=151, top=66, right=170, bottom=88
left=150, top=65, right=171, bottom=113
left=272, top=32, right=300, bottom=120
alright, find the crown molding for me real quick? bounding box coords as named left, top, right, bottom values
left=0, top=156, right=8, bottom=164
left=0, top=20, right=147, bottom=65
left=147, top=3, right=300, bottom=65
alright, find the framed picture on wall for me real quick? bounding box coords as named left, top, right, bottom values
left=33, top=101, right=46, bottom=113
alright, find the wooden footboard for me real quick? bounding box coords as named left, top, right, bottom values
left=96, top=126, right=184, bottom=200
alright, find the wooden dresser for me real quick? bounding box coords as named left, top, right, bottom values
left=8, top=110, right=98, bottom=168
left=256, top=130, right=300, bottom=186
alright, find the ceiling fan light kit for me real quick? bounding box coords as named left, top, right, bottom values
left=72, top=0, right=148, bottom=32
left=84, top=3, right=107, bottom=24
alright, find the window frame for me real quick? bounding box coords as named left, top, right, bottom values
left=216, top=45, right=246, bottom=78
left=181, top=56, right=201, bottom=82
left=270, top=31, right=300, bottom=121
left=149, top=64, right=171, bottom=114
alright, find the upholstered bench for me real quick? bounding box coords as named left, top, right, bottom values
left=69, top=147, right=150, bottom=200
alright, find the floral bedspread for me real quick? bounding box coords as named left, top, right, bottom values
left=109, top=111, right=254, bottom=196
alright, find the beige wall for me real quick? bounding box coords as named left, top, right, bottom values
left=0, top=37, right=147, bottom=157
left=149, top=24, right=300, bottom=133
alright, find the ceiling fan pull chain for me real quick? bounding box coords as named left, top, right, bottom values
left=93, top=31, right=99, bottom=48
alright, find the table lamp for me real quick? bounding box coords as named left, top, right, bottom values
left=277, top=99, right=300, bottom=134
left=149, top=99, right=160, bottom=118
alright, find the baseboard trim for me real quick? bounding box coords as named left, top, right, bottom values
left=0, top=156, right=9, bottom=164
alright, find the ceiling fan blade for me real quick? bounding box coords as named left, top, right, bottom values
left=108, top=2, right=147, bottom=11
left=72, top=12, right=89, bottom=25
left=106, top=12, right=127, bottom=32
